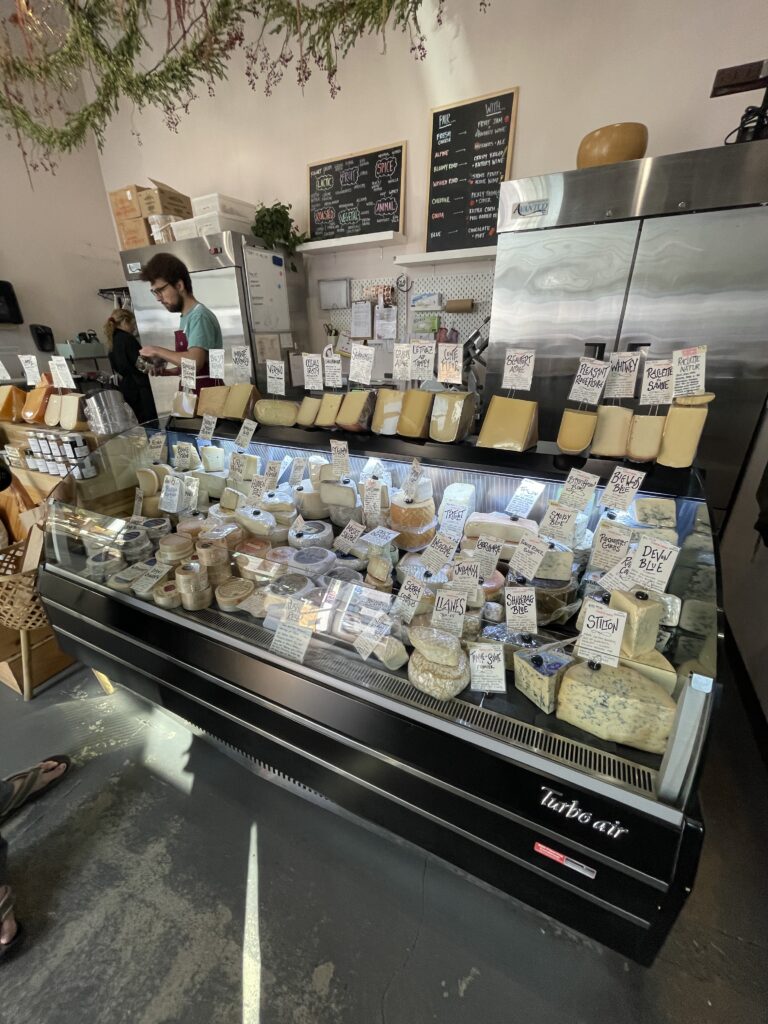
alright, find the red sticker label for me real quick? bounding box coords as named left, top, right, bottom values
left=534, top=842, right=596, bottom=880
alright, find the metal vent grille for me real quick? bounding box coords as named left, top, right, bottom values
left=191, top=608, right=657, bottom=799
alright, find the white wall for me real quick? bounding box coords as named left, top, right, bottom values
left=0, top=137, right=122, bottom=368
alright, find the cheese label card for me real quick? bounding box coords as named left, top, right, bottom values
left=597, top=552, right=635, bottom=593
left=231, top=346, right=252, bottom=383
left=283, top=596, right=318, bottom=631
left=505, top=587, right=538, bottom=633
left=505, top=479, right=545, bottom=518
left=509, top=534, right=550, bottom=581
left=208, top=348, right=225, bottom=380
left=628, top=537, right=680, bottom=593
left=604, top=352, right=640, bottom=399
left=264, top=459, right=282, bottom=489
left=132, top=488, right=144, bottom=519
left=330, top=439, right=350, bottom=477
left=440, top=501, right=469, bottom=537
left=198, top=415, right=217, bottom=442
left=132, top=562, right=173, bottom=597
left=452, top=560, right=481, bottom=593
left=291, top=514, right=307, bottom=536
left=302, top=353, right=323, bottom=391
left=0, top=360, right=11, bottom=382
left=502, top=349, right=535, bottom=391
left=148, top=431, right=166, bottom=461
left=469, top=644, right=507, bottom=692
left=360, top=525, right=400, bottom=549
left=180, top=357, right=197, bottom=391
left=540, top=502, right=579, bottom=545
left=48, top=359, right=65, bottom=389
left=289, top=457, right=307, bottom=486
left=19, top=354, right=40, bottom=385
left=323, top=351, right=343, bottom=389
left=392, top=343, right=411, bottom=381
left=174, top=442, right=194, bottom=472
left=421, top=530, right=460, bottom=574
left=363, top=479, right=382, bottom=522
left=51, top=356, right=76, bottom=390
left=235, top=418, right=257, bottom=449
left=568, top=358, right=610, bottom=406
left=640, top=359, right=674, bottom=405
left=230, top=453, right=247, bottom=482
left=181, top=475, right=200, bottom=512
left=431, top=589, right=467, bottom=637
left=599, top=466, right=646, bottom=511
left=474, top=535, right=504, bottom=579
left=590, top=523, right=633, bottom=572
left=247, top=475, right=267, bottom=503
left=402, top=458, right=422, bottom=500
left=334, top=520, right=367, bottom=553
left=353, top=612, right=391, bottom=661
left=559, top=469, right=599, bottom=512
left=270, top=621, right=313, bottom=663
left=576, top=604, right=627, bottom=668
left=349, top=343, right=375, bottom=385
left=673, top=345, right=707, bottom=397
left=159, top=475, right=182, bottom=513
left=437, top=343, right=463, bottom=385
left=410, top=341, right=436, bottom=381
left=265, top=359, right=285, bottom=395
left=392, top=576, right=427, bottom=624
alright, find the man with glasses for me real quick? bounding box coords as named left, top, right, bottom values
left=138, top=253, right=223, bottom=384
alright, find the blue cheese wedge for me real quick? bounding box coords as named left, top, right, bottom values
left=514, top=648, right=573, bottom=714
left=536, top=542, right=574, bottom=582
left=619, top=648, right=677, bottom=696
left=633, top=497, right=677, bottom=528
left=609, top=589, right=662, bottom=657
left=680, top=598, right=717, bottom=637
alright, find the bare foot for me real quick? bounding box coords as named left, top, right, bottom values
left=9, top=759, right=68, bottom=802
left=0, top=908, right=17, bottom=946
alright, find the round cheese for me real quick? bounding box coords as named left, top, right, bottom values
left=407, top=649, right=470, bottom=700
left=409, top=626, right=461, bottom=667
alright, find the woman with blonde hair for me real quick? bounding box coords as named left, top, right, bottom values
left=104, top=307, right=157, bottom=424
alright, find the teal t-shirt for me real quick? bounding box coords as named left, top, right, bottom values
left=179, top=302, right=223, bottom=351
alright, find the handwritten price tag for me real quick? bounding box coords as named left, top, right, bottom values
left=604, top=352, right=640, bottom=399
left=132, top=488, right=144, bottom=519
left=19, top=354, right=40, bottom=385
left=599, top=466, right=646, bottom=511
left=132, top=562, right=173, bottom=597
left=590, top=521, right=633, bottom=572
left=247, top=475, right=267, bottom=503
left=330, top=439, right=350, bottom=477
left=266, top=360, right=285, bottom=395
left=473, top=535, right=504, bottom=580
left=505, top=479, right=545, bottom=518
left=409, top=342, right=436, bottom=381
left=174, top=442, right=194, bottom=472
left=333, top=520, right=366, bottom=554
left=363, top=479, right=382, bottom=523
left=289, top=457, right=307, bottom=486
left=148, top=432, right=166, bottom=461
left=568, top=358, right=610, bottom=406
left=51, top=356, right=75, bottom=390
left=469, top=645, right=506, bottom=692
left=198, top=415, right=217, bottom=441
left=504, top=586, right=538, bottom=633
left=349, top=344, right=374, bottom=385
left=230, top=453, right=247, bottom=483
left=302, top=353, right=323, bottom=391
left=359, top=525, right=400, bottom=548
left=353, top=612, right=391, bottom=661
left=231, top=346, right=252, bottom=383
left=180, top=358, right=197, bottom=392
left=402, top=458, right=422, bottom=501
left=502, top=349, right=535, bottom=391
left=540, top=502, right=580, bottom=545
left=431, top=589, right=467, bottom=637
left=208, top=349, right=225, bottom=380
left=392, top=343, right=411, bottom=381
left=437, top=343, right=463, bottom=385
left=640, top=360, right=674, bottom=405
left=451, top=560, right=481, bottom=592
left=235, top=418, right=257, bottom=449
left=323, top=349, right=343, bottom=388
left=673, top=346, right=707, bottom=397
left=575, top=604, right=627, bottom=668
left=628, top=537, right=680, bottom=593
left=0, top=360, right=11, bottom=382
left=264, top=459, right=282, bottom=490
left=559, top=469, right=599, bottom=512
left=270, top=622, right=313, bottom=663
left=392, top=576, right=427, bottom=624
left=509, top=534, right=550, bottom=581
left=597, top=552, right=635, bottom=594
left=159, top=475, right=182, bottom=513
left=421, top=531, right=459, bottom=574
left=440, top=501, right=470, bottom=537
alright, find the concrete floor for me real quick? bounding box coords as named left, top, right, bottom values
left=0, top=666, right=766, bottom=1024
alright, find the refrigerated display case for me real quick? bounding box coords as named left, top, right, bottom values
left=38, top=416, right=723, bottom=964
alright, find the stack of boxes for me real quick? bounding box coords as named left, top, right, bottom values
left=171, top=193, right=257, bottom=240
left=108, top=179, right=193, bottom=250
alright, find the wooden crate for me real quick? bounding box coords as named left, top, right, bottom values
left=0, top=632, right=74, bottom=697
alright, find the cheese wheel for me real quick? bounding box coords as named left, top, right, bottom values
left=429, top=391, right=478, bottom=443
left=181, top=586, right=213, bottom=611
left=397, top=390, right=434, bottom=439
left=408, top=649, right=470, bottom=700
left=556, top=409, right=597, bottom=455
left=409, top=626, right=461, bottom=667
left=657, top=394, right=714, bottom=468
left=336, top=390, right=375, bottom=432
left=390, top=495, right=436, bottom=530
left=627, top=414, right=666, bottom=462
left=477, top=396, right=538, bottom=452
left=297, top=396, right=322, bottom=427
left=314, top=392, right=344, bottom=428
left=254, top=399, right=299, bottom=426
left=590, top=405, right=633, bottom=458
left=372, top=389, right=404, bottom=435
left=463, top=512, right=537, bottom=543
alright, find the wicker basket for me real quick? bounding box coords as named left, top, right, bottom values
left=0, top=541, right=48, bottom=633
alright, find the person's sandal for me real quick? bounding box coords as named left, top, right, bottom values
left=0, top=755, right=71, bottom=824
left=0, top=886, right=22, bottom=961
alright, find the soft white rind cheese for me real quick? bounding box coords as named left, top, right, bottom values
left=463, top=512, right=537, bottom=543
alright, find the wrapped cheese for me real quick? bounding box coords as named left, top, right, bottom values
left=463, top=512, right=537, bottom=543
left=201, top=446, right=226, bottom=472
left=408, top=649, right=470, bottom=700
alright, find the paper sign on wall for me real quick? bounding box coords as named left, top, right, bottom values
left=349, top=343, right=375, bottom=385
left=392, top=343, right=411, bottom=381
left=502, top=349, right=535, bottom=391
left=469, top=645, right=506, bottom=692
left=576, top=604, right=627, bottom=667
left=603, top=352, right=640, bottom=399
left=568, top=358, right=610, bottom=406
left=302, top=353, right=323, bottom=391
left=235, top=418, right=257, bottom=449
left=639, top=360, right=674, bottom=405
left=504, top=587, right=538, bottom=633
left=559, top=469, right=599, bottom=511
left=673, top=346, right=707, bottom=397
left=437, top=343, right=463, bottom=384
left=409, top=342, right=436, bottom=381
left=599, top=466, right=646, bottom=511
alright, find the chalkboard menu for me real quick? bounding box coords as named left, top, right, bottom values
left=426, top=89, right=518, bottom=252
left=308, top=143, right=406, bottom=241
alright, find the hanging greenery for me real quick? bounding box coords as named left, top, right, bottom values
left=0, top=0, right=491, bottom=173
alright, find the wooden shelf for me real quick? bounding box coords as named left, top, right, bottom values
left=297, top=231, right=405, bottom=255
left=393, top=246, right=497, bottom=267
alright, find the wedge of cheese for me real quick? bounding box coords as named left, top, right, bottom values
left=633, top=497, right=677, bottom=528
left=536, top=542, right=574, bottom=582
left=197, top=386, right=230, bottom=417
left=397, top=390, right=434, bottom=438
left=319, top=477, right=358, bottom=508
left=296, top=396, right=322, bottom=427
left=201, top=446, right=226, bottom=472
left=0, top=386, right=26, bottom=422
left=60, top=394, right=88, bottom=430
left=254, top=399, right=299, bottom=426
left=609, top=589, right=662, bottom=657
left=591, top=405, right=633, bottom=458
left=514, top=649, right=573, bottom=715
left=336, top=390, right=375, bottom=432
left=171, top=389, right=197, bottom=417
left=43, top=392, right=62, bottom=427
left=619, top=648, right=677, bottom=696
left=372, top=389, right=404, bottom=435
left=557, top=661, right=676, bottom=754
left=556, top=408, right=597, bottom=455
left=429, top=391, right=478, bottom=443
left=292, top=481, right=330, bottom=519
left=657, top=393, right=715, bottom=469
left=477, top=396, right=538, bottom=452
left=627, top=413, right=666, bottom=462
left=22, top=385, right=54, bottom=423
left=438, top=483, right=476, bottom=521
left=223, top=384, right=256, bottom=420
left=314, top=392, right=344, bottom=429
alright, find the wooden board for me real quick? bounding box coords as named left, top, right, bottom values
left=308, top=143, right=406, bottom=241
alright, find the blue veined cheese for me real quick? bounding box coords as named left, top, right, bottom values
left=632, top=497, right=677, bottom=528
left=609, top=590, right=662, bottom=657
left=619, top=647, right=677, bottom=696
left=556, top=662, right=676, bottom=754
left=513, top=649, right=573, bottom=714
left=687, top=565, right=716, bottom=600
left=680, top=598, right=717, bottom=637
left=632, top=587, right=681, bottom=627
left=536, top=542, right=574, bottom=582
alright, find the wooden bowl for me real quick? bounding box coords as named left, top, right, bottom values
left=577, top=122, right=648, bottom=169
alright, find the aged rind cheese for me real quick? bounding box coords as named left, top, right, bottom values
left=254, top=399, right=299, bottom=426
left=409, top=626, right=461, bottom=667
left=296, top=396, right=322, bottom=427
left=556, top=661, right=676, bottom=754
left=22, top=385, right=54, bottom=423
left=314, top=392, right=344, bottom=428
left=514, top=649, right=573, bottom=715
left=463, top=512, right=537, bottom=543
left=372, top=389, right=404, bottom=435
left=319, top=477, right=358, bottom=508
left=60, top=394, right=88, bottom=430
left=44, top=392, right=62, bottom=427
left=0, top=386, right=26, bottom=422
left=556, top=408, right=597, bottom=455
left=408, top=649, right=470, bottom=700
left=336, top=389, right=376, bottom=432
left=477, top=396, right=538, bottom=452
left=197, top=386, right=230, bottom=417
left=222, top=384, right=256, bottom=420
left=397, top=390, right=434, bottom=439
left=201, top=446, right=226, bottom=472
left=289, top=520, right=333, bottom=550
left=633, top=497, right=677, bottom=528
left=390, top=495, right=436, bottom=530
left=619, top=648, right=677, bottom=696
left=429, top=391, right=478, bottom=443
left=627, top=414, right=666, bottom=462
left=438, top=483, right=476, bottom=521
left=591, top=405, right=633, bottom=457
left=609, top=589, right=663, bottom=657
left=657, top=393, right=715, bottom=469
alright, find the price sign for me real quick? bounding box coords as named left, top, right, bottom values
left=590, top=521, right=633, bottom=572
left=640, top=360, right=674, bottom=405
left=604, top=352, right=640, bottom=399
left=235, top=418, right=257, bottom=449
left=323, top=347, right=343, bottom=388
left=392, top=576, right=427, bottom=624
left=132, top=562, right=173, bottom=597
left=597, top=552, right=635, bottom=594
left=198, top=415, right=217, bottom=441
left=147, top=435, right=166, bottom=466
left=409, top=342, right=436, bottom=381
left=231, top=346, right=252, bottom=383
left=363, top=479, right=382, bottom=522
left=437, top=343, right=463, bottom=385
left=0, top=360, right=11, bottom=382
left=469, top=645, right=507, bottom=692
left=132, top=488, right=144, bottom=519
left=247, top=475, right=267, bottom=504
left=452, top=560, right=481, bottom=592
left=502, top=349, right=535, bottom=391
left=505, top=479, right=545, bottom=518
left=266, top=360, right=285, bottom=395
left=473, top=535, right=504, bottom=580
left=51, top=356, right=76, bottom=390
left=159, top=475, right=182, bottom=513
left=19, top=354, right=40, bottom=385
left=421, top=530, right=459, bottom=574
left=180, top=358, right=197, bottom=392
left=289, top=457, right=307, bottom=486
left=264, top=460, right=282, bottom=489
left=440, top=501, right=469, bottom=537
left=673, top=346, right=707, bottom=397
left=575, top=605, right=627, bottom=668
left=431, top=589, right=467, bottom=637
left=353, top=612, right=391, bottom=661
left=349, top=343, right=375, bottom=385
left=599, top=466, right=646, bottom=512
left=402, top=458, right=422, bottom=500
left=302, top=353, right=323, bottom=391
left=628, top=537, right=680, bottom=593
left=230, top=453, right=247, bottom=482
left=504, top=587, right=538, bottom=633
left=333, top=520, right=366, bottom=554
left=174, top=442, right=194, bottom=472
left=540, top=502, right=580, bottom=546
left=360, top=525, right=400, bottom=548
left=330, top=439, right=350, bottom=477
left=208, top=349, right=225, bottom=380
left=509, top=534, right=550, bottom=581
left=270, top=621, right=313, bottom=663
left=392, top=343, right=411, bottom=381
left=48, top=359, right=65, bottom=389
left=559, top=469, right=599, bottom=512
left=568, top=358, right=610, bottom=406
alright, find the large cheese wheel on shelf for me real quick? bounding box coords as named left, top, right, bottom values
left=477, top=396, right=538, bottom=452
left=254, top=399, right=299, bottom=426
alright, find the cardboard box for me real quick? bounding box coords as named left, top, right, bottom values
left=139, top=179, right=193, bottom=219
left=117, top=217, right=153, bottom=250
left=109, top=184, right=148, bottom=221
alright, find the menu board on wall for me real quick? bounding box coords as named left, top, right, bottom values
left=426, top=89, right=518, bottom=252
left=308, top=143, right=406, bottom=241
